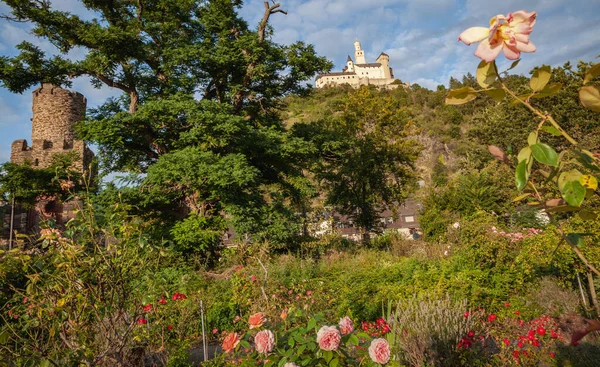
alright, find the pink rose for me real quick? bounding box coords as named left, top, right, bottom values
left=254, top=329, right=275, bottom=354
left=458, top=10, right=537, bottom=62
left=316, top=326, right=341, bottom=351
left=284, top=364, right=298, bottom=367
left=368, top=338, right=391, bottom=364
left=339, top=316, right=354, bottom=335
left=222, top=332, right=240, bottom=352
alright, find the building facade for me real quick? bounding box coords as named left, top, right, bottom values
left=316, top=41, right=402, bottom=89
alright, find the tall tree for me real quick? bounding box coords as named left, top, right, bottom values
left=0, top=0, right=332, bottom=252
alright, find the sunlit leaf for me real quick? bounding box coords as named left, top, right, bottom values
left=558, top=169, right=583, bottom=191
left=531, top=143, right=558, bottom=166
left=510, top=93, right=533, bottom=106
left=531, top=83, right=562, bottom=98
left=476, top=60, right=497, bottom=88
left=517, top=146, right=532, bottom=163
left=527, top=131, right=538, bottom=146
left=512, top=193, right=531, bottom=202
left=579, top=85, right=600, bottom=112
left=580, top=175, right=598, bottom=190
left=530, top=65, right=552, bottom=92
left=540, top=125, right=562, bottom=136
left=562, top=180, right=586, bottom=207
left=545, top=198, right=564, bottom=207
left=445, top=87, right=478, bottom=105
left=583, top=63, right=600, bottom=84
left=483, top=88, right=505, bottom=103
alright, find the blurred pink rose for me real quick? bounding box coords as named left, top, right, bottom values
left=339, top=316, right=354, bottom=335
left=283, top=364, right=298, bottom=367
left=316, top=326, right=341, bottom=351
left=458, top=10, right=537, bottom=62
left=368, top=338, right=391, bottom=364
left=254, top=330, right=275, bottom=354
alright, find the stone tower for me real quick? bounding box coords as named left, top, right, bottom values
left=376, top=53, right=393, bottom=79
left=354, top=41, right=366, bottom=64
left=10, top=83, right=94, bottom=173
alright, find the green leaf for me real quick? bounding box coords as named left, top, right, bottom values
left=579, top=85, right=600, bottom=112
left=349, top=334, right=359, bottom=345
left=476, top=60, right=497, bottom=88
left=307, top=318, right=317, bottom=330
left=515, top=160, right=528, bottom=191
left=530, top=143, right=559, bottom=166
left=240, top=340, right=251, bottom=349
left=507, top=59, right=521, bottom=72
left=527, top=131, right=538, bottom=146
left=566, top=233, right=585, bottom=247
left=541, top=125, right=562, bottom=136
left=40, top=360, right=50, bottom=367
left=510, top=93, right=533, bottom=106
left=584, top=62, right=600, bottom=84
left=562, top=181, right=586, bottom=207
left=530, top=65, right=552, bottom=92
left=483, top=88, right=505, bottom=103
left=558, top=169, right=583, bottom=191
left=330, top=358, right=339, bottom=367
left=445, top=87, right=478, bottom=105
left=323, top=350, right=333, bottom=363
left=531, top=83, right=562, bottom=98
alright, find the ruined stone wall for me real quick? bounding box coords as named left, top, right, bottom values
left=10, top=83, right=93, bottom=173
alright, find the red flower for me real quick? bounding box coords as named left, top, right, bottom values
left=537, top=326, right=546, bottom=336
left=515, top=310, right=520, bottom=315
left=251, top=275, right=257, bottom=282
left=532, top=339, right=540, bottom=347
left=142, top=304, right=152, bottom=312
left=468, top=331, right=475, bottom=338
left=158, top=297, right=167, bottom=305
left=167, top=325, right=173, bottom=330
left=551, top=330, right=558, bottom=338
left=464, top=311, right=470, bottom=318
left=517, top=341, right=524, bottom=349
left=512, top=350, right=520, bottom=359
left=504, top=302, right=510, bottom=307
left=503, top=338, right=510, bottom=346
left=488, top=314, right=497, bottom=322
left=550, top=352, right=555, bottom=358
left=172, top=292, right=187, bottom=301
left=137, top=318, right=147, bottom=325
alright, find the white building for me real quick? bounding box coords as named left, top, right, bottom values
left=316, top=41, right=402, bottom=89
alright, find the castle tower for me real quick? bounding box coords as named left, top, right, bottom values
left=10, top=83, right=93, bottom=172
left=346, top=55, right=354, bottom=72
left=354, top=41, right=366, bottom=64
left=376, top=53, right=392, bottom=79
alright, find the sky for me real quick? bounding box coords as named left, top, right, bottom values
left=0, top=0, right=599, bottom=164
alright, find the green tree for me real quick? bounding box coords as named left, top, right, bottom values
left=303, top=87, right=420, bottom=240
left=0, top=0, right=332, bottom=253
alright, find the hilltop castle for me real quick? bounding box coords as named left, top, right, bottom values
left=316, top=41, right=401, bottom=89
left=3, top=84, right=94, bottom=245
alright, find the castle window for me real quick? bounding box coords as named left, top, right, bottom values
left=34, top=159, right=39, bottom=167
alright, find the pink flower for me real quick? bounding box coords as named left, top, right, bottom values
left=369, top=338, right=391, bottom=364
left=316, top=326, right=341, bottom=351
left=339, top=316, right=354, bottom=335
left=284, top=363, right=298, bottom=367
left=249, top=312, right=266, bottom=329
left=458, top=10, right=537, bottom=62
left=254, top=330, right=275, bottom=354
left=222, top=332, right=240, bottom=352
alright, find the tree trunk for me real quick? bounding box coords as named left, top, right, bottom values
left=588, top=271, right=600, bottom=315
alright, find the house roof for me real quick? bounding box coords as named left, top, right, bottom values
left=355, top=63, right=381, bottom=68
left=347, top=55, right=353, bottom=62
left=316, top=71, right=357, bottom=80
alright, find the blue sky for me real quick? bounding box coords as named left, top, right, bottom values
left=1, top=0, right=600, bottom=164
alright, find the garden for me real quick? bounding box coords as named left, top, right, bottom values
left=1, top=2, right=600, bottom=366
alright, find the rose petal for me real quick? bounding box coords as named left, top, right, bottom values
left=503, top=44, right=521, bottom=60
left=458, top=27, right=490, bottom=45
left=512, top=23, right=534, bottom=35
left=510, top=10, right=537, bottom=27
left=475, top=38, right=504, bottom=62
left=516, top=41, right=536, bottom=53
